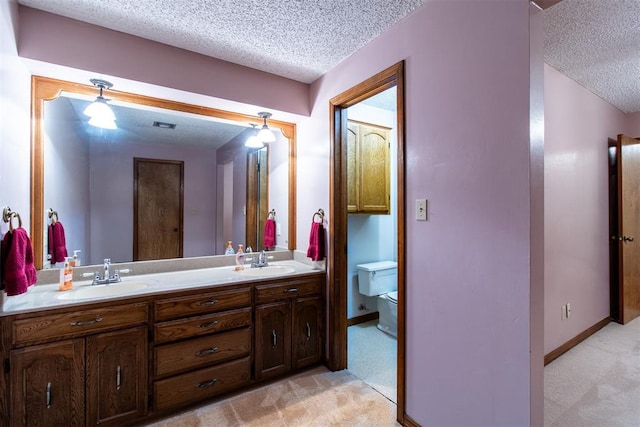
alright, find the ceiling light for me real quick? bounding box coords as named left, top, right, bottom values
left=83, top=78, right=117, bottom=129
left=245, top=124, right=264, bottom=148
left=257, top=112, right=276, bottom=143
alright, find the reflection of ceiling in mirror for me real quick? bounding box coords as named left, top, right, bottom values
left=59, top=95, right=250, bottom=149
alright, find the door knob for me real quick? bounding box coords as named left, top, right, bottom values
left=623, top=236, right=635, bottom=242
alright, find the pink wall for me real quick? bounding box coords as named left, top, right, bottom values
left=627, top=112, right=640, bottom=136
left=544, top=65, right=628, bottom=354
left=305, top=1, right=542, bottom=424
left=17, top=7, right=310, bottom=116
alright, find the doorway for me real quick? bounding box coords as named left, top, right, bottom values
left=328, top=61, right=406, bottom=422
left=133, top=158, right=184, bottom=261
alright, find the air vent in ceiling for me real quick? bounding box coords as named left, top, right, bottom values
left=153, top=121, right=176, bottom=129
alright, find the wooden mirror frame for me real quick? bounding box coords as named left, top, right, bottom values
left=30, top=75, right=297, bottom=270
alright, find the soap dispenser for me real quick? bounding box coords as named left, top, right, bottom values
left=59, top=257, right=73, bottom=291
left=235, top=244, right=245, bottom=271
left=225, top=241, right=235, bottom=255
left=71, top=249, right=82, bottom=267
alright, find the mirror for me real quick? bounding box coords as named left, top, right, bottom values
left=31, top=76, right=296, bottom=270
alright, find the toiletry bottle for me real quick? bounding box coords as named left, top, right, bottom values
left=235, top=244, right=245, bottom=270
left=71, top=249, right=82, bottom=267
left=59, top=257, right=73, bottom=291
left=225, top=241, right=235, bottom=255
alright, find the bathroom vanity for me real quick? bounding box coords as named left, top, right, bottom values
left=0, top=261, right=325, bottom=426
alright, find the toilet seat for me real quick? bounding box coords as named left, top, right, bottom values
left=386, top=291, right=398, bottom=303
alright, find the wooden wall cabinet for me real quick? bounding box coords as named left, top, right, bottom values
left=8, top=303, right=149, bottom=427
left=347, top=120, right=391, bottom=214
left=255, top=277, right=324, bottom=380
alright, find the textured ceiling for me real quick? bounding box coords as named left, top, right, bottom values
left=17, top=0, right=424, bottom=84
left=19, top=0, right=640, bottom=113
left=544, top=0, right=640, bottom=113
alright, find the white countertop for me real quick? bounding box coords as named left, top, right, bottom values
left=1, top=260, right=324, bottom=316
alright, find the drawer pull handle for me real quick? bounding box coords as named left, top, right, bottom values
left=46, top=381, right=52, bottom=408
left=197, top=320, right=219, bottom=329
left=116, top=365, right=121, bottom=391
left=284, top=288, right=298, bottom=293
left=70, top=315, right=103, bottom=326
left=197, top=300, right=218, bottom=307
left=306, top=322, right=311, bottom=340
left=272, top=329, right=277, bottom=347
left=196, top=347, right=218, bottom=356
left=196, top=378, right=218, bottom=388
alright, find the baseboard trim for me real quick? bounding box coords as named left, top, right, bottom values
left=347, top=312, right=379, bottom=326
left=403, top=413, right=421, bottom=427
left=544, top=317, right=610, bottom=365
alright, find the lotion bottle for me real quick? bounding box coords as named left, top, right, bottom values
left=235, top=244, right=245, bottom=270
left=225, top=241, right=235, bottom=255
left=59, top=257, right=73, bottom=291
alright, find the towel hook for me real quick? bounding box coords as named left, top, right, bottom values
left=268, top=209, right=276, bottom=220
left=312, top=208, right=325, bottom=223
left=47, top=208, right=58, bottom=224
left=2, top=207, right=22, bottom=233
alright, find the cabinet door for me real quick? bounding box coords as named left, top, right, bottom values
left=10, top=339, right=85, bottom=427
left=292, top=297, right=323, bottom=369
left=358, top=124, right=390, bottom=213
left=255, top=301, right=291, bottom=380
left=86, top=327, right=148, bottom=426
left=347, top=122, right=359, bottom=213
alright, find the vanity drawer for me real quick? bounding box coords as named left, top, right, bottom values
left=154, top=307, right=252, bottom=344
left=154, top=327, right=251, bottom=377
left=12, top=302, right=148, bottom=346
left=154, top=287, right=251, bottom=321
left=255, top=279, right=323, bottom=305
left=154, top=356, right=251, bottom=412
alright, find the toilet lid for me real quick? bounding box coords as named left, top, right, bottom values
left=387, top=291, right=398, bottom=303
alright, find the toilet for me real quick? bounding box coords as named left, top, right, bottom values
left=357, top=261, right=398, bottom=337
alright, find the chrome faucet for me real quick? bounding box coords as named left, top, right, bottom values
left=82, top=258, right=131, bottom=285
left=251, top=250, right=269, bottom=268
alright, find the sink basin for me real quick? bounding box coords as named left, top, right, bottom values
left=237, top=265, right=296, bottom=277
left=56, top=282, right=149, bottom=300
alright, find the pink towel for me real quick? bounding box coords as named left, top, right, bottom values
left=48, top=221, right=68, bottom=264
left=1, top=228, right=37, bottom=296
left=264, top=218, right=276, bottom=249
left=306, top=222, right=325, bottom=261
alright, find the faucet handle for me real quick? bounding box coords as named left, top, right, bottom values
left=104, top=258, right=111, bottom=264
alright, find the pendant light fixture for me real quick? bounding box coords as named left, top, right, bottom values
left=245, top=124, right=264, bottom=148
left=257, top=112, right=276, bottom=143
left=83, top=78, right=117, bottom=129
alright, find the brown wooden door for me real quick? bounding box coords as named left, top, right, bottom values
left=292, top=297, right=323, bottom=369
left=11, top=339, right=85, bottom=426
left=134, top=158, right=183, bottom=261
left=358, top=124, right=390, bottom=213
left=255, top=301, right=291, bottom=380
left=246, top=148, right=269, bottom=251
left=86, top=327, right=148, bottom=426
left=612, top=135, right=640, bottom=324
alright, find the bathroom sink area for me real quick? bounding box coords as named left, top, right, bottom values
left=56, top=282, right=149, bottom=300
left=237, top=265, right=296, bottom=277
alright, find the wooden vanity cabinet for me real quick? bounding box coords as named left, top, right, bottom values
left=255, top=277, right=324, bottom=380
left=7, top=302, right=149, bottom=427
left=152, top=287, right=252, bottom=412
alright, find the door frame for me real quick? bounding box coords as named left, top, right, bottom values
left=327, top=61, right=406, bottom=422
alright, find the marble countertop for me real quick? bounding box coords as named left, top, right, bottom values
left=1, top=260, right=324, bottom=316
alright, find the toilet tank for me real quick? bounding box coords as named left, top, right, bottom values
left=357, top=261, right=397, bottom=296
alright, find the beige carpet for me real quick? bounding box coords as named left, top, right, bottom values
left=545, top=316, right=640, bottom=426
left=145, top=366, right=400, bottom=426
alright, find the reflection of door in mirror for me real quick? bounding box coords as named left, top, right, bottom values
left=133, top=158, right=184, bottom=261
left=246, top=147, right=269, bottom=252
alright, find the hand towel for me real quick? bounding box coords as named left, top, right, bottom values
left=264, top=218, right=276, bottom=249
left=48, top=221, right=68, bottom=264
left=1, top=228, right=37, bottom=296
left=306, top=222, right=325, bottom=261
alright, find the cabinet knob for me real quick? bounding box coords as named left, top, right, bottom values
left=70, top=315, right=103, bottom=326
left=197, top=300, right=218, bottom=307
left=46, top=381, right=52, bottom=408
left=196, top=379, right=218, bottom=388
left=623, top=236, right=635, bottom=242
left=272, top=329, right=277, bottom=347
left=196, top=347, right=218, bottom=356
left=197, top=320, right=219, bottom=329
left=283, top=288, right=298, bottom=293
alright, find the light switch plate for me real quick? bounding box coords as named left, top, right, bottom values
left=416, top=199, right=427, bottom=221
